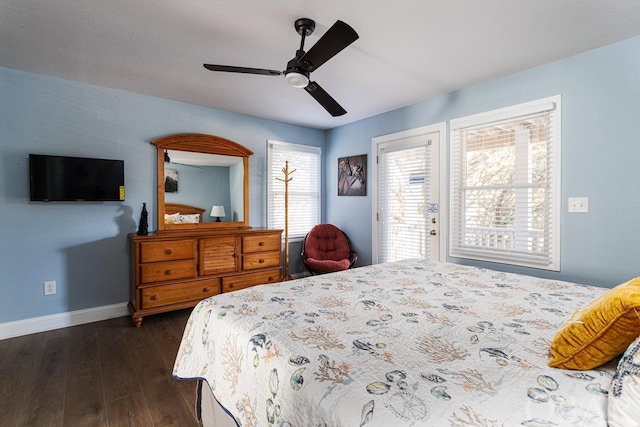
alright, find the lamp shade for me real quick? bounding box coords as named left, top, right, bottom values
left=210, top=206, right=226, bottom=218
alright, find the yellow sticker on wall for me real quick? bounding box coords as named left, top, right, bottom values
left=119, top=186, right=125, bottom=201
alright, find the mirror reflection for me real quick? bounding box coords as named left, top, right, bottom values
left=163, top=150, right=244, bottom=223
left=153, top=133, right=253, bottom=232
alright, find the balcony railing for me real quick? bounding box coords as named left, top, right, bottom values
left=463, top=226, right=545, bottom=252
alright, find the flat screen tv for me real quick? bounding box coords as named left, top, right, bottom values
left=29, top=154, right=125, bottom=202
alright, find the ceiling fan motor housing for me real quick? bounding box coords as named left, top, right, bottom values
left=285, top=54, right=310, bottom=88
left=285, top=18, right=316, bottom=88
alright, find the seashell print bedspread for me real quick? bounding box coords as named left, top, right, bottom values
left=173, top=259, right=616, bottom=426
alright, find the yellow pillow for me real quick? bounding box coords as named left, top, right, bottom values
left=549, top=277, right=640, bottom=370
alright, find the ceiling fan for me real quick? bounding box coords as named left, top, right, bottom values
left=203, top=18, right=359, bottom=117
left=164, top=150, right=201, bottom=168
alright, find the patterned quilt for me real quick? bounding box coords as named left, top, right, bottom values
left=173, top=259, right=616, bottom=426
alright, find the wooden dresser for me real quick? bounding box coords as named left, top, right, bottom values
left=129, top=228, right=282, bottom=326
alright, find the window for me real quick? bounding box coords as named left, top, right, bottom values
left=267, top=140, right=321, bottom=240
left=450, top=96, right=561, bottom=270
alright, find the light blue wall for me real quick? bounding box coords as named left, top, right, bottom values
left=229, top=162, right=244, bottom=222
left=0, top=67, right=325, bottom=323
left=2, top=35, right=639, bottom=325
left=164, top=164, right=231, bottom=222
left=326, top=36, right=640, bottom=288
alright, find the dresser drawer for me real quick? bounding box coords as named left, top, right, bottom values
left=140, top=259, right=197, bottom=284
left=243, top=251, right=281, bottom=270
left=140, top=239, right=196, bottom=263
left=222, top=269, right=281, bottom=293
left=243, top=234, right=281, bottom=253
left=141, top=279, right=220, bottom=309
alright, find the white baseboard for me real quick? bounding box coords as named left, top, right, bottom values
left=0, top=302, right=129, bottom=340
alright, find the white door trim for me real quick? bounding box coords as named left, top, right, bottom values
left=371, top=122, right=447, bottom=264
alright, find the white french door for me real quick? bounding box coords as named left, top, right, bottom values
left=372, top=124, right=445, bottom=264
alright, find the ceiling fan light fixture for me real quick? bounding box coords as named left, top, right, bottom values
left=285, top=71, right=309, bottom=88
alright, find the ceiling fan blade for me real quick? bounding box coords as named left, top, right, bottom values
left=203, top=64, right=282, bottom=76
left=300, top=20, right=359, bottom=72
left=304, top=81, right=347, bottom=116
left=173, top=161, right=202, bottom=169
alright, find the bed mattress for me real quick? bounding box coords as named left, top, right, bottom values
left=174, top=259, right=616, bottom=426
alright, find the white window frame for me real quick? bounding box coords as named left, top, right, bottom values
left=267, top=140, right=321, bottom=241
left=449, top=96, right=561, bottom=270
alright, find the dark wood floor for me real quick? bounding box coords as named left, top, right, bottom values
left=0, top=309, right=200, bottom=427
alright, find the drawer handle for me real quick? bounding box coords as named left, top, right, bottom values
left=164, top=269, right=172, bottom=275
left=259, top=259, right=265, bottom=264
left=259, top=241, right=265, bottom=246
left=203, top=287, right=211, bottom=292
left=268, top=276, right=274, bottom=281
left=165, top=249, right=173, bottom=255
left=229, top=283, right=235, bottom=288
left=150, top=295, right=159, bottom=301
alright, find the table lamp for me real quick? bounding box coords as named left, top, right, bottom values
left=210, top=205, right=226, bottom=222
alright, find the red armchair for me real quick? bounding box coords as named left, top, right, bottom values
left=301, top=224, right=358, bottom=274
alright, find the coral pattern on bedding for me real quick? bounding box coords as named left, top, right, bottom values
left=173, top=259, right=616, bottom=426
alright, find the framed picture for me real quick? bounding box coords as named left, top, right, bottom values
left=338, top=154, right=366, bottom=196
left=164, top=168, right=178, bottom=193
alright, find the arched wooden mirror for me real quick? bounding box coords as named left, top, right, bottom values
left=151, top=133, right=253, bottom=232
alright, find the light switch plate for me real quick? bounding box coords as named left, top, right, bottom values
left=568, top=197, right=589, bottom=213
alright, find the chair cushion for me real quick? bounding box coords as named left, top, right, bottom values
left=304, top=224, right=351, bottom=262
left=305, top=258, right=352, bottom=273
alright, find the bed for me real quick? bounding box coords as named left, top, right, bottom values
left=173, top=258, right=640, bottom=426
left=164, top=202, right=205, bottom=224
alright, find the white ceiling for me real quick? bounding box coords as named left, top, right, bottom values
left=2, top=1, right=640, bottom=130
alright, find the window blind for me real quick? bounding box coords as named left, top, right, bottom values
left=450, top=96, right=561, bottom=270
left=378, top=142, right=431, bottom=262
left=267, top=140, right=321, bottom=239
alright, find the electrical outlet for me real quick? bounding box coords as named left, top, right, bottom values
left=44, top=281, right=56, bottom=295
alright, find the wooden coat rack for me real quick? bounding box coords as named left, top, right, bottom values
left=276, top=161, right=296, bottom=281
